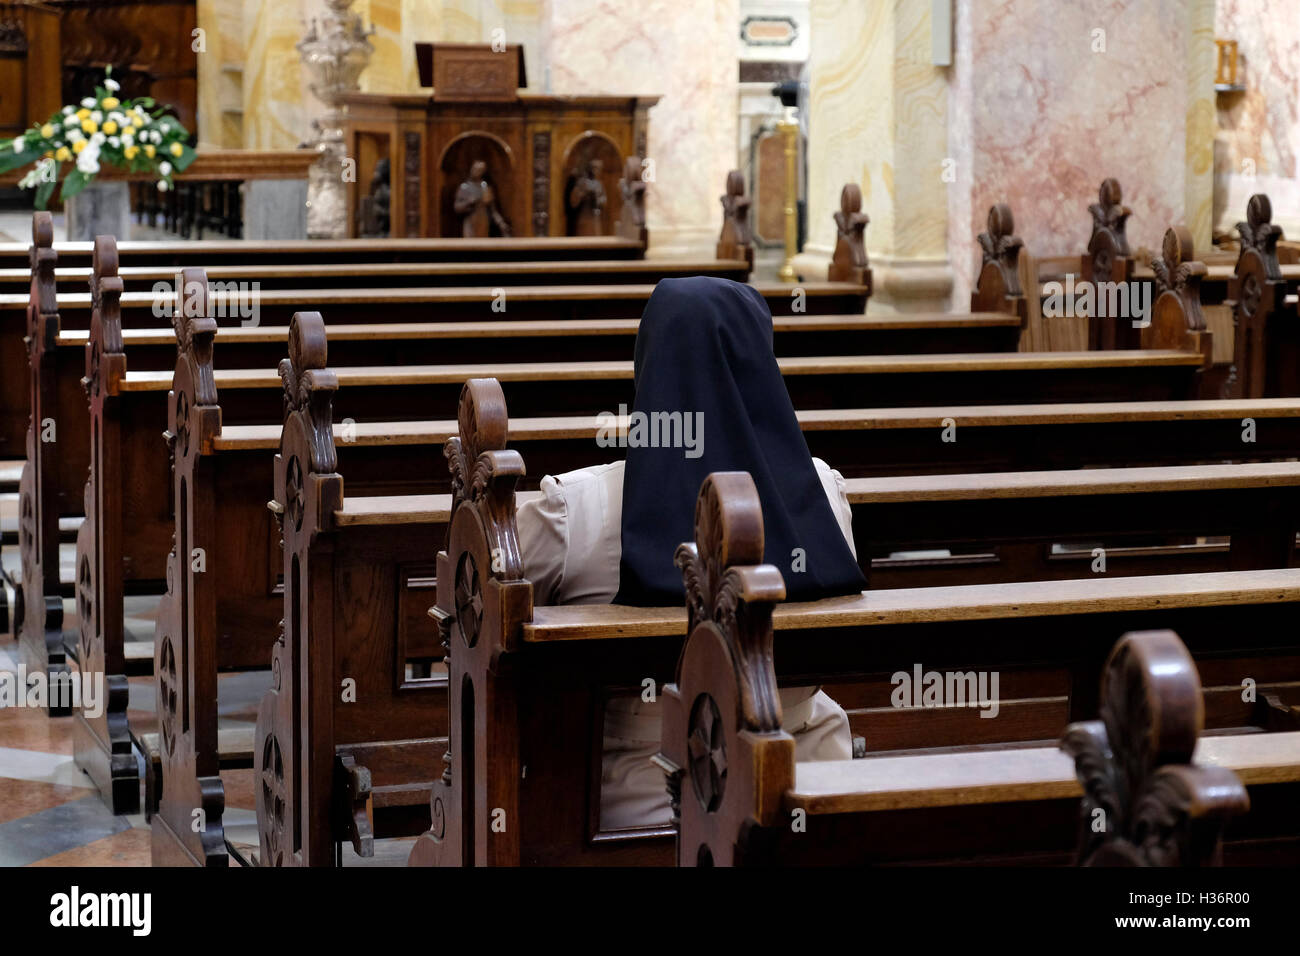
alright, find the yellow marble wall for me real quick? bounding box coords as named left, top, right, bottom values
left=241, top=0, right=325, bottom=150
left=802, top=0, right=950, bottom=310
left=196, top=0, right=248, bottom=147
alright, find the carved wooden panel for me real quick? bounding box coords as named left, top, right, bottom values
left=404, top=131, right=421, bottom=236
left=532, top=130, right=551, bottom=236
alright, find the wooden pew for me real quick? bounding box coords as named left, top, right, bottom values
left=403, top=388, right=1300, bottom=867
left=151, top=373, right=1300, bottom=856
left=2, top=219, right=1227, bottom=739
left=0, top=234, right=649, bottom=270
left=1229, top=193, right=1300, bottom=399
left=241, top=317, right=447, bottom=866
left=656, top=488, right=1296, bottom=864
left=0, top=258, right=754, bottom=295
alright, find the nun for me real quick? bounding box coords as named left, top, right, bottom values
left=517, top=276, right=867, bottom=830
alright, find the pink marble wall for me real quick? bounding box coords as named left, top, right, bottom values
left=950, top=0, right=1193, bottom=302
left=1214, top=0, right=1300, bottom=233
left=544, top=0, right=740, bottom=255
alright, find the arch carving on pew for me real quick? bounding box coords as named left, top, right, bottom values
left=410, top=377, right=531, bottom=867
left=1086, top=177, right=1132, bottom=282
left=828, top=183, right=871, bottom=288
left=1145, top=227, right=1212, bottom=380
left=1060, top=630, right=1249, bottom=866
left=717, top=169, right=754, bottom=269
left=970, top=203, right=1027, bottom=322
left=254, top=312, right=344, bottom=865
left=69, top=237, right=139, bottom=813
left=150, top=272, right=227, bottom=865
left=17, top=211, right=69, bottom=714
left=1231, top=194, right=1291, bottom=399
left=659, top=471, right=790, bottom=867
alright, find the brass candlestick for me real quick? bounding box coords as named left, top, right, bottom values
left=777, top=115, right=799, bottom=283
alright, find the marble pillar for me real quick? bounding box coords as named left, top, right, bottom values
left=1214, top=0, right=1300, bottom=237
left=799, top=0, right=951, bottom=312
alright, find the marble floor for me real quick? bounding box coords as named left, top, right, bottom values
left=0, top=528, right=416, bottom=866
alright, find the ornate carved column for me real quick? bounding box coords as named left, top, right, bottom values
left=298, top=0, right=374, bottom=238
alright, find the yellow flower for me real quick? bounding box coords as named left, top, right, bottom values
left=144, top=144, right=155, bottom=158
left=76, top=108, right=90, bottom=120
left=56, top=146, right=72, bottom=161
left=169, top=141, right=183, bottom=157
left=102, top=120, right=118, bottom=135
left=102, top=97, right=120, bottom=109
left=80, top=119, right=97, bottom=134
left=43, top=150, right=52, bottom=159
left=40, top=124, right=55, bottom=138
left=122, top=125, right=135, bottom=137
left=72, top=140, right=87, bottom=154
left=123, top=145, right=139, bottom=160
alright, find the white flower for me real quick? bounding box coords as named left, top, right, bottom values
left=90, top=110, right=102, bottom=123
left=12, top=135, right=24, bottom=152
left=160, top=122, right=170, bottom=133
left=108, top=136, right=120, bottom=148
left=63, top=115, right=78, bottom=127
left=62, top=106, right=74, bottom=116
left=159, top=160, right=172, bottom=176
left=157, top=180, right=169, bottom=192
left=153, top=130, right=163, bottom=144
left=108, top=112, right=124, bottom=125
left=122, top=134, right=134, bottom=148
left=91, top=132, right=105, bottom=145
left=66, top=129, right=83, bottom=143
left=80, top=97, right=95, bottom=108
left=104, top=77, right=120, bottom=92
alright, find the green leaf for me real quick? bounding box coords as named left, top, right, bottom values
left=0, top=147, right=46, bottom=174
left=60, top=169, right=91, bottom=201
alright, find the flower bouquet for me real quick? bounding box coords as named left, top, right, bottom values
left=0, top=68, right=197, bottom=208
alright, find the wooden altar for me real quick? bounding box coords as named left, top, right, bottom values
left=341, top=71, right=658, bottom=239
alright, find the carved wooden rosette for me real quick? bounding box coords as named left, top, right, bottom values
left=409, top=377, right=531, bottom=867
left=1060, top=630, right=1248, bottom=866
left=828, top=183, right=872, bottom=293
left=970, top=203, right=1028, bottom=325
left=69, top=235, right=138, bottom=813
left=1144, top=227, right=1213, bottom=383
left=17, top=211, right=70, bottom=713
left=615, top=155, right=648, bottom=244
left=1231, top=194, right=1292, bottom=398
left=254, top=311, right=342, bottom=867
left=716, top=169, right=754, bottom=269
left=150, top=272, right=227, bottom=866
left=658, top=472, right=790, bottom=867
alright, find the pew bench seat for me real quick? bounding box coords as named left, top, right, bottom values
left=786, top=731, right=1300, bottom=815
left=523, top=567, right=1300, bottom=642
left=118, top=349, right=1206, bottom=393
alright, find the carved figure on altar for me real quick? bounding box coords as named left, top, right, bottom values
left=568, top=158, right=606, bottom=236
left=358, top=157, right=391, bottom=238
left=453, top=160, right=512, bottom=237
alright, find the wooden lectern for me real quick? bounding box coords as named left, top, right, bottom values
left=343, top=44, right=658, bottom=238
